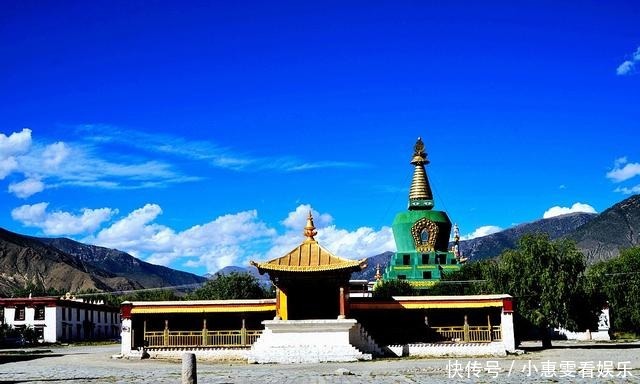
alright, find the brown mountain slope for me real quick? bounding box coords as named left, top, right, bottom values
left=568, top=194, right=640, bottom=263
left=0, top=228, right=139, bottom=296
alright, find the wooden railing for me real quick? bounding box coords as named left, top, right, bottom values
left=144, top=329, right=262, bottom=348
left=433, top=325, right=501, bottom=342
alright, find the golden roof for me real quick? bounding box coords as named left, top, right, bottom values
left=251, top=212, right=367, bottom=273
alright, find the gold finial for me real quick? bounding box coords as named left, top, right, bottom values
left=375, top=264, right=382, bottom=281
left=303, top=211, right=317, bottom=241
left=411, top=137, right=430, bottom=166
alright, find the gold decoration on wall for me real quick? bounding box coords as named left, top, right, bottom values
left=411, top=218, right=438, bottom=252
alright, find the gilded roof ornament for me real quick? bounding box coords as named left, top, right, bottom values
left=250, top=210, right=367, bottom=274
left=410, top=137, right=430, bottom=166
left=303, top=211, right=317, bottom=241
left=408, top=137, right=434, bottom=209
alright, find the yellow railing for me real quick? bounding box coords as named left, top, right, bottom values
left=433, top=325, right=501, bottom=342
left=144, top=329, right=262, bottom=348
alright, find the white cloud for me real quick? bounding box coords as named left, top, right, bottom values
left=8, top=177, right=45, bottom=198
left=461, top=225, right=502, bottom=240
left=282, top=204, right=333, bottom=230
left=614, top=185, right=640, bottom=195
left=42, top=142, right=70, bottom=169
left=0, top=157, right=19, bottom=179
left=0, top=128, right=32, bottom=156
left=264, top=204, right=395, bottom=262
left=0, top=128, right=32, bottom=179
left=74, top=203, right=395, bottom=274
left=617, top=60, right=635, bottom=76
left=0, top=128, right=197, bottom=197
left=9, top=199, right=395, bottom=274
left=606, top=157, right=640, bottom=182
left=86, top=205, right=278, bottom=273
left=11, top=202, right=117, bottom=235
left=543, top=202, right=597, bottom=219
left=76, top=124, right=364, bottom=173
left=617, top=46, right=640, bottom=76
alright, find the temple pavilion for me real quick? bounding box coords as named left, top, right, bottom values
left=250, top=213, right=366, bottom=320
left=384, top=137, right=466, bottom=288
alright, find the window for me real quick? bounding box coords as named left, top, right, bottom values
left=436, top=254, right=446, bottom=265
left=403, top=254, right=411, bottom=265
left=15, top=306, right=25, bottom=321
left=35, top=305, right=45, bottom=320
left=77, top=308, right=80, bottom=320
left=420, top=228, right=430, bottom=243
left=68, top=307, right=72, bottom=320
left=398, top=275, right=407, bottom=280
left=62, top=307, right=66, bottom=320
left=35, top=326, right=44, bottom=341
left=421, top=254, right=430, bottom=264
left=423, top=271, right=432, bottom=279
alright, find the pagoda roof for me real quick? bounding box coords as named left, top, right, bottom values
left=250, top=212, right=367, bottom=274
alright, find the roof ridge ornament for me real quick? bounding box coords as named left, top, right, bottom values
left=411, top=137, right=430, bottom=165
left=303, top=211, right=318, bottom=241
left=408, top=137, right=435, bottom=210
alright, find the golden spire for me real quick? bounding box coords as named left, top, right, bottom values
left=375, top=263, right=382, bottom=281
left=303, top=211, right=318, bottom=241
left=408, top=137, right=434, bottom=210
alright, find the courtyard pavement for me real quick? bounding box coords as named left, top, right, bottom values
left=1, top=341, right=639, bottom=383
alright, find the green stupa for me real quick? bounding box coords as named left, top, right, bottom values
left=383, top=137, right=465, bottom=288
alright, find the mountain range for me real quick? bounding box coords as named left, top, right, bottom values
left=0, top=194, right=638, bottom=296
left=0, top=230, right=206, bottom=297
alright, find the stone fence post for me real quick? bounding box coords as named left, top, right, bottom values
left=182, top=353, right=197, bottom=384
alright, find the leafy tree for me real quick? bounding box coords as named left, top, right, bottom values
left=427, top=259, right=497, bottom=295
left=372, top=279, right=417, bottom=299
left=489, top=234, right=592, bottom=347
left=188, top=272, right=272, bottom=300
left=586, top=246, right=640, bottom=334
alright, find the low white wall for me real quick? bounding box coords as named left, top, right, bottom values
left=146, top=348, right=249, bottom=361
left=387, top=342, right=507, bottom=357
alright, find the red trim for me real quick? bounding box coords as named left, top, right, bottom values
left=503, top=297, right=513, bottom=312
left=121, top=303, right=133, bottom=319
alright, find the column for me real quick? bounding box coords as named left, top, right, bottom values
left=501, top=311, right=516, bottom=352
left=338, top=287, right=346, bottom=319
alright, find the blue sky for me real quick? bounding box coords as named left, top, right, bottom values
left=1, top=1, right=639, bottom=276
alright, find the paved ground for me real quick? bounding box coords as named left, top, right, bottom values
left=1, top=341, right=639, bottom=383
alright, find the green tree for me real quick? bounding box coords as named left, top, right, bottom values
left=188, top=272, right=272, bottom=300
left=490, top=234, right=592, bottom=347
left=427, top=259, right=497, bottom=295
left=372, top=279, right=417, bottom=299
left=586, top=246, right=640, bottom=334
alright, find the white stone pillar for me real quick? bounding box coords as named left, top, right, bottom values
left=121, top=318, right=133, bottom=355
left=500, top=311, right=515, bottom=353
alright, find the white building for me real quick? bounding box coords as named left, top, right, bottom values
left=0, top=294, right=121, bottom=344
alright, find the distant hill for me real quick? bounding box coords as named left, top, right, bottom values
left=0, top=228, right=206, bottom=297
left=39, top=237, right=206, bottom=289
left=458, top=212, right=597, bottom=261
left=207, top=265, right=272, bottom=286
left=0, top=228, right=135, bottom=296
left=568, top=194, right=640, bottom=263
left=350, top=251, right=393, bottom=281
